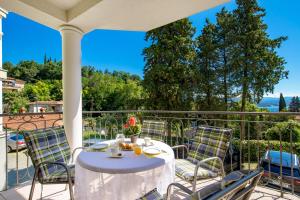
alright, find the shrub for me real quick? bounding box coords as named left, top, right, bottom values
left=232, top=139, right=300, bottom=162
left=264, top=120, right=300, bottom=142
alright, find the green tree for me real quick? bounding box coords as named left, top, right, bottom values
left=215, top=8, right=236, bottom=111
left=289, top=96, right=297, bottom=112
left=49, top=80, right=62, bottom=101
left=44, top=54, right=47, bottom=64
left=232, top=0, right=288, bottom=112
left=2, top=62, right=15, bottom=77
left=82, top=71, right=144, bottom=111
left=82, top=66, right=96, bottom=78
left=3, top=91, right=29, bottom=113
left=194, top=19, right=219, bottom=110
left=279, top=93, right=286, bottom=111
left=14, top=61, right=39, bottom=82
left=143, top=18, right=195, bottom=110
left=37, top=61, right=62, bottom=80
left=296, top=96, right=300, bottom=111
left=24, top=81, right=52, bottom=101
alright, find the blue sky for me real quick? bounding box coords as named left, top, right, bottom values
left=2, top=0, right=300, bottom=97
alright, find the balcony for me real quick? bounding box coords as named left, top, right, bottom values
left=0, top=111, right=299, bottom=199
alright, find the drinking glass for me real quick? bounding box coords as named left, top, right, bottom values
left=116, top=133, right=125, bottom=144
left=133, top=145, right=142, bottom=156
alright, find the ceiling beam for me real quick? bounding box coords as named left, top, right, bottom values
left=67, top=0, right=102, bottom=22
left=0, top=0, right=66, bottom=30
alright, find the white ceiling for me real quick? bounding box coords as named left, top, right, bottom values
left=0, top=0, right=229, bottom=33
left=45, top=0, right=82, bottom=10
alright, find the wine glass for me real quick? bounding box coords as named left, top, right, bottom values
left=116, top=133, right=125, bottom=146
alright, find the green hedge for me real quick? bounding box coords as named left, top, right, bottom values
left=232, top=139, right=300, bottom=162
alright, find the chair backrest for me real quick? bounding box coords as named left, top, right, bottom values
left=140, top=120, right=166, bottom=141
left=185, top=170, right=263, bottom=200
left=24, top=127, right=71, bottom=178
left=187, top=126, right=232, bottom=172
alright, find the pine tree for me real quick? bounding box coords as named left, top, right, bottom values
left=289, top=96, right=297, bottom=112
left=143, top=19, right=195, bottom=110
left=43, top=54, right=47, bottom=64
left=215, top=8, right=236, bottom=111
left=279, top=93, right=286, bottom=111
left=194, top=19, right=219, bottom=110
left=232, top=0, right=288, bottom=112
left=295, top=96, right=300, bottom=112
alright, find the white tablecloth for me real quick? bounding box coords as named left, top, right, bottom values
left=75, top=139, right=175, bottom=200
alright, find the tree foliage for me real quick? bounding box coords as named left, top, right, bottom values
left=143, top=19, right=195, bottom=110
left=232, top=0, right=288, bottom=112
left=194, top=19, right=219, bottom=110
left=3, top=91, right=29, bottom=113
left=82, top=69, right=145, bottom=111
left=289, top=96, right=300, bottom=112
left=279, top=93, right=286, bottom=111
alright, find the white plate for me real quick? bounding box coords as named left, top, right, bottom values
left=143, top=147, right=161, bottom=155
left=144, top=141, right=154, bottom=147
left=91, top=143, right=108, bottom=150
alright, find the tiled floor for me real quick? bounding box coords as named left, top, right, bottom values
left=0, top=177, right=298, bottom=200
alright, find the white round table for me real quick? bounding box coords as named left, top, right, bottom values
left=75, top=139, right=175, bottom=200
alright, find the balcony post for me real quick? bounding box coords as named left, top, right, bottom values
left=59, top=25, right=83, bottom=153
left=0, top=7, right=7, bottom=191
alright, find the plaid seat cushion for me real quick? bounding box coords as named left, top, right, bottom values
left=140, top=120, right=166, bottom=141
left=184, top=171, right=246, bottom=200
left=41, top=164, right=75, bottom=184
left=175, top=159, right=217, bottom=181
left=137, top=188, right=164, bottom=200
left=24, top=127, right=71, bottom=179
left=187, top=126, right=232, bottom=173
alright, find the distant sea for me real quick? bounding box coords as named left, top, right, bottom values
left=257, top=97, right=293, bottom=112
left=233, top=96, right=295, bottom=113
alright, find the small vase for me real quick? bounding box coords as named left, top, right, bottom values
left=130, top=135, right=138, bottom=143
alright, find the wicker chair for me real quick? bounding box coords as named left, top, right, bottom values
left=137, top=169, right=263, bottom=200
left=140, top=120, right=166, bottom=142
left=24, top=126, right=81, bottom=200
left=173, top=126, right=232, bottom=191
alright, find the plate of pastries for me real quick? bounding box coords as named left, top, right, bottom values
left=119, top=142, right=135, bottom=151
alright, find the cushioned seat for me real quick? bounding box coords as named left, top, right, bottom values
left=175, top=159, right=217, bottom=181
left=173, top=126, right=232, bottom=191
left=41, top=164, right=75, bottom=184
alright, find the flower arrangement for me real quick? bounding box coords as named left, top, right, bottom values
left=123, top=116, right=141, bottom=137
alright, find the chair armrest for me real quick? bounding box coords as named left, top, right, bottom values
left=172, top=145, right=189, bottom=159
left=166, top=183, right=193, bottom=200
left=35, top=161, right=72, bottom=184
left=195, top=157, right=225, bottom=177
left=191, top=156, right=225, bottom=192
left=71, top=147, right=88, bottom=163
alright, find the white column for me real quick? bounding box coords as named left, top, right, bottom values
left=59, top=25, right=83, bottom=152
left=0, top=7, right=7, bottom=191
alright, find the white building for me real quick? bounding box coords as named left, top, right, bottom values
left=29, top=101, right=63, bottom=113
